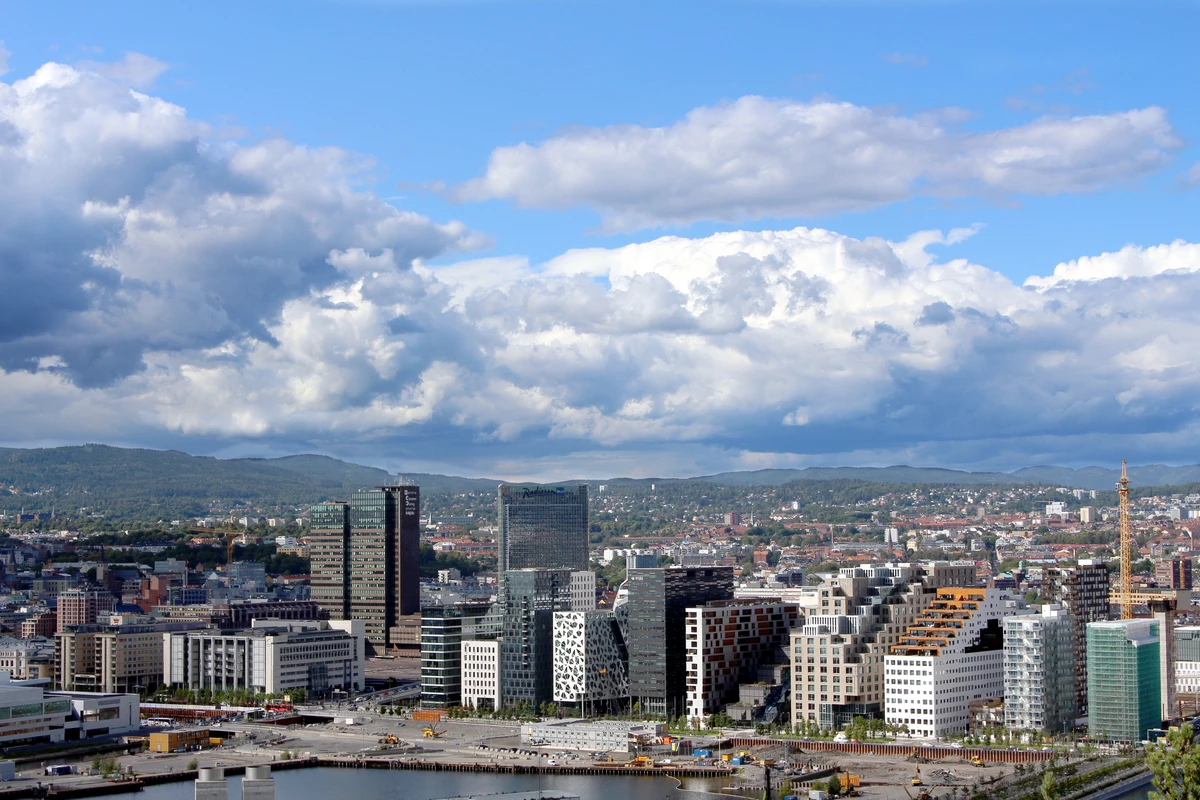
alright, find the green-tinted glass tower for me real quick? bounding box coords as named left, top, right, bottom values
left=1086, top=619, right=1162, bottom=743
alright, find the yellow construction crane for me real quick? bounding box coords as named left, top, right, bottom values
left=1118, top=460, right=1134, bottom=620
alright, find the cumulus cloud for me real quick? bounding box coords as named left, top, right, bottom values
left=0, top=58, right=481, bottom=388
left=77, top=52, right=169, bottom=87
left=4, top=58, right=1200, bottom=476
left=453, top=96, right=1181, bottom=230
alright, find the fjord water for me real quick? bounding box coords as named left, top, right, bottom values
left=109, top=768, right=724, bottom=799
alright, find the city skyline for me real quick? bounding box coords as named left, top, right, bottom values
left=1, top=3, right=1200, bottom=482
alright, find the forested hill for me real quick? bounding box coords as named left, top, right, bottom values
left=0, top=445, right=499, bottom=520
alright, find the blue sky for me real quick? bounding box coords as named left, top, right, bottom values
left=1, top=1, right=1199, bottom=478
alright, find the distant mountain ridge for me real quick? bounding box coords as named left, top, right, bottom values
left=689, top=464, right=1200, bottom=491
left=1, top=445, right=1198, bottom=517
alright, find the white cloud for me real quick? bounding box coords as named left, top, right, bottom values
left=882, top=52, right=928, bottom=68
left=77, top=52, right=168, bottom=88
left=0, top=41, right=9, bottom=76
left=4, top=58, right=1200, bottom=476
left=1025, top=240, right=1200, bottom=288
left=453, top=96, right=1181, bottom=230
left=1185, top=161, right=1200, bottom=187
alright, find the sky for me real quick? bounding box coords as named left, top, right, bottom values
left=1, top=0, right=1199, bottom=480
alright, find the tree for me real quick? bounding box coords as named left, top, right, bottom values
left=1041, top=769, right=1057, bottom=800
left=1147, top=722, right=1200, bottom=800
left=825, top=776, right=842, bottom=797
left=187, top=758, right=199, bottom=771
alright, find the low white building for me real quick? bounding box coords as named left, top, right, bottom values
left=0, top=676, right=139, bottom=746
left=461, top=639, right=501, bottom=711
left=520, top=719, right=664, bottom=752
left=164, top=619, right=364, bottom=696
left=885, top=588, right=1024, bottom=738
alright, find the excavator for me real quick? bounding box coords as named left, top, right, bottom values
left=422, top=723, right=445, bottom=738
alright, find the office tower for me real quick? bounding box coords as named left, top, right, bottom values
left=497, top=485, right=589, bottom=575
left=1003, top=605, right=1076, bottom=733
left=615, top=566, right=735, bottom=717
left=1045, top=559, right=1111, bottom=714
left=419, top=601, right=497, bottom=708
left=500, top=569, right=574, bottom=709
left=309, top=502, right=351, bottom=620
left=228, top=561, right=266, bottom=591
left=885, top=588, right=1023, bottom=738
left=1087, top=619, right=1162, bottom=743
left=1151, top=599, right=1177, bottom=720
left=1156, top=558, right=1193, bottom=590
left=56, top=589, right=114, bottom=633
left=552, top=610, right=629, bottom=714
left=309, top=487, right=420, bottom=651
left=789, top=563, right=965, bottom=730
left=350, top=486, right=421, bottom=648
left=684, top=598, right=799, bottom=723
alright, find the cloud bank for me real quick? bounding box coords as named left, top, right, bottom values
left=453, top=96, right=1181, bottom=231
left=3, top=60, right=1200, bottom=478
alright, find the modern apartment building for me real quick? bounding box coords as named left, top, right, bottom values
left=789, top=562, right=972, bottom=730
left=501, top=569, right=575, bottom=709
left=1045, top=559, right=1111, bottom=714
left=419, top=601, right=498, bottom=708
left=684, top=598, right=799, bottom=723
left=1087, top=619, right=1162, bottom=743
left=615, top=566, right=735, bottom=717
left=57, top=589, right=115, bottom=633
left=552, top=610, right=629, bottom=712
left=307, top=486, right=420, bottom=650
left=163, top=620, right=365, bottom=696
left=885, top=588, right=1023, bottom=738
left=497, top=485, right=589, bottom=575
left=1003, top=605, right=1076, bottom=733
left=462, top=639, right=501, bottom=711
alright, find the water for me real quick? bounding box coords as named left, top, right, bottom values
left=97, top=768, right=728, bottom=800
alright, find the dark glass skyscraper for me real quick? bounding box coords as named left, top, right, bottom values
left=497, top=485, right=589, bottom=575
left=500, top=568, right=574, bottom=709
left=617, top=566, right=734, bottom=717
left=308, top=486, right=420, bottom=652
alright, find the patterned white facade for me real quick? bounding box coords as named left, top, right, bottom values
left=461, top=639, right=501, bottom=710
left=552, top=611, right=628, bottom=705
left=1003, top=605, right=1076, bottom=733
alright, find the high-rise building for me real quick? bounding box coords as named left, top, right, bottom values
left=1156, top=558, right=1193, bottom=590
left=1151, top=599, right=1177, bottom=720
left=309, top=502, right=351, bottom=620
left=552, top=610, right=629, bottom=713
left=789, top=562, right=972, bottom=730
left=56, top=589, right=114, bottom=633
left=1045, top=559, right=1111, bottom=714
left=1087, top=619, right=1162, bottom=743
left=501, top=569, right=575, bottom=709
left=615, top=566, right=734, bottom=717
left=684, top=598, right=799, bottom=723
left=419, top=601, right=498, bottom=708
left=462, top=639, right=501, bottom=711
left=308, top=487, right=420, bottom=651
left=497, top=485, right=589, bottom=575
left=1003, top=605, right=1076, bottom=733
left=885, top=588, right=1022, bottom=738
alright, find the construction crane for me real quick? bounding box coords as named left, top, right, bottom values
left=1118, top=460, right=1134, bottom=620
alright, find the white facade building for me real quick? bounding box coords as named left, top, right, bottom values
left=164, top=620, right=364, bottom=696
left=461, top=639, right=501, bottom=711
left=552, top=611, right=628, bottom=708
left=885, top=588, right=1023, bottom=739
left=520, top=719, right=664, bottom=752
left=1003, top=605, right=1076, bottom=733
